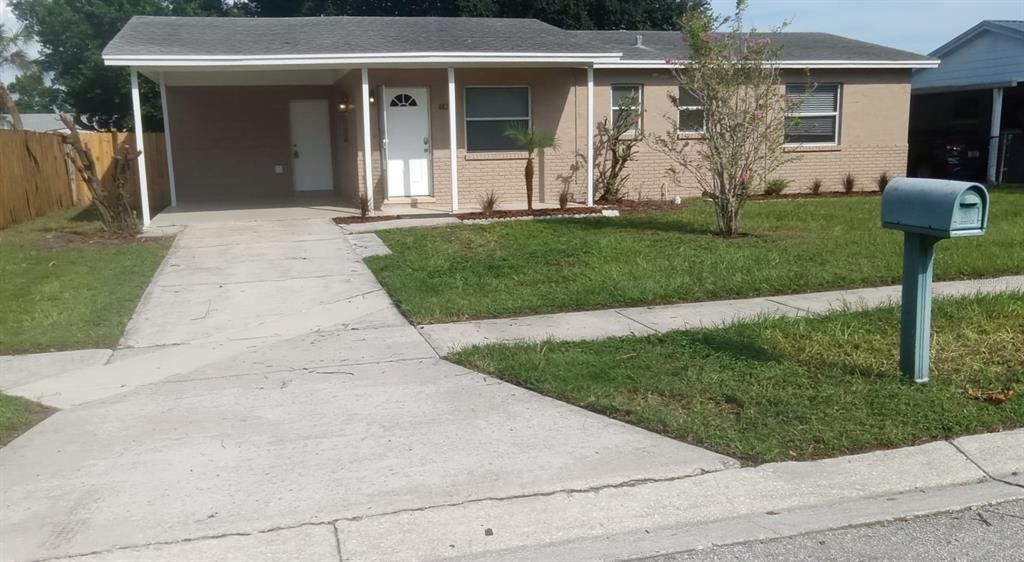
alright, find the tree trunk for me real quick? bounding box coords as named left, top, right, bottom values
left=0, top=81, right=24, bottom=130
left=525, top=154, right=535, bottom=211
left=715, top=197, right=740, bottom=237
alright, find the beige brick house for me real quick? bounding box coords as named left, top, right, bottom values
left=102, top=16, right=938, bottom=226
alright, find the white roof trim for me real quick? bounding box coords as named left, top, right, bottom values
left=104, top=52, right=623, bottom=67
left=595, top=59, right=939, bottom=69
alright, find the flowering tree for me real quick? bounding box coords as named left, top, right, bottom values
left=651, top=0, right=802, bottom=237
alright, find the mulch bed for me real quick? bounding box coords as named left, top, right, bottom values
left=333, top=215, right=403, bottom=225
left=332, top=190, right=883, bottom=226
left=748, top=190, right=883, bottom=201
left=455, top=207, right=604, bottom=221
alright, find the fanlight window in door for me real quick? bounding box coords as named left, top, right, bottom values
left=390, top=94, right=418, bottom=107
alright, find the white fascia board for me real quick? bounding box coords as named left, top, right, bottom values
left=594, top=59, right=940, bottom=69
left=104, top=52, right=622, bottom=67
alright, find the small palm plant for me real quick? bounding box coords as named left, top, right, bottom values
left=503, top=123, right=558, bottom=211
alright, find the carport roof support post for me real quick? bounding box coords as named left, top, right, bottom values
left=987, top=87, right=1003, bottom=184
left=130, top=68, right=151, bottom=227
left=361, top=67, right=374, bottom=215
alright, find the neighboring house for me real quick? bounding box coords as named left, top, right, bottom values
left=101, top=16, right=937, bottom=225
left=0, top=113, right=69, bottom=133
left=909, top=20, right=1024, bottom=183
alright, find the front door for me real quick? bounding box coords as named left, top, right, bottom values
left=383, top=87, right=432, bottom=197
left=288, top=99, right=333, bottom=191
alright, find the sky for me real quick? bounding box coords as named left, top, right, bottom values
left=2, top=0, right=1024, bottom=84
left=708, top=0, right=1024, bottom=55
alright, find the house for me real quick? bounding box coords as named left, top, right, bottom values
left=909, top=20, right=1024, bottom=184
left=101, top=16, right=937, bottom=226
left=0, top=113, right=69, bottom=132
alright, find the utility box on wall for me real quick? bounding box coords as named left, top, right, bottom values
left=882, top=178, right=989, bottom=238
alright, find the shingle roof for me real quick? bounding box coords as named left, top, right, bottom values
left=103, top=16, right=617, bottom=58
left=571, top=30, right=936, bottom=62
left=102, top=16, right=936, bottom=66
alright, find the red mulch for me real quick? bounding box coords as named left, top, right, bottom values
left=748, top=190, right=883, bottom=201
left=333, top=215, right=403, bottom=225
left=455, top=207, right=604, bottom=221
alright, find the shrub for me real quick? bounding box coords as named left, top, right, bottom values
left=842, top=173, right=855, bottom=194
left=810, top=178, right=823, bottom=195
left=763, top=178, right=789, bottom=196
left=877, top=171, right=890, bottom=193
left=478, top=190, right=500, bottom=214
left=359, top=193, right=370, bottom=217
left=558, top=186, right=572, bottom=210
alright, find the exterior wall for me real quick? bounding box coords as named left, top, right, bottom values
left=346, top=67, right=587, bottom=211
left=166, top=85, right=336, bottom=203
left=166, top=67, right=913, bottom=209
left=593, top=68, right=913, bottom=198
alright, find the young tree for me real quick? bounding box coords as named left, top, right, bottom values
left=503, top=124, right=558, bottom=211
left=594, top=93, right=644, bottom=202
left=0, top=23, right=35, bottom=130
left=651, top=0, right=802, bottom=237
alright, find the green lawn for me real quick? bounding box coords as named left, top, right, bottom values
left=451, top=293, right=1024, bottom=464
left=0, top=208, right=171, bottom=354
left=0, top=393, right=55, bottom=447
left=367, top=187, right=1024, bottom=324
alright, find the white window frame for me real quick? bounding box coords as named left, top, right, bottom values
left=784, top=83, right=842, bottom=146
left=463, top=85, right=532, bottom=153
left=610, top=84, right=643, bottom=134
left=676, top=86, right=705, bottom=135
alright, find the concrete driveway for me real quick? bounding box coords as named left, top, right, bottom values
left=0, top=217, right=734, bottom=561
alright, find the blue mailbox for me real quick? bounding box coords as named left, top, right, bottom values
left=882, top=178, right=989, bottom=238
left=881, top=178, right=989, bottom=383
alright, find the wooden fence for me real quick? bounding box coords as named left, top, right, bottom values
left=1, top=129, right=171, bottom=229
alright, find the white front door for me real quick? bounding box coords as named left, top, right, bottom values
left=288, top=99, right=333, bottom=191
left=383, top=87, right=432, bottom=197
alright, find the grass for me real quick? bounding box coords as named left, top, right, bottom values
left=0, top=393, right=55, bottom=446
left=450, top=293, right=1024, bottom=464
left=0, top=208, right=171, bottom=354
left=367, top=187, right=1024, bottom=324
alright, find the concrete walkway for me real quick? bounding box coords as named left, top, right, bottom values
left=419, top=275, right=1024, bottom=354
left=0, top=218, right=735, bottom=562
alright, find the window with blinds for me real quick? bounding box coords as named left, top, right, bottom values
left=464, top=86, right=531, bottom=151
left=785, top=84, right=840, bottom=144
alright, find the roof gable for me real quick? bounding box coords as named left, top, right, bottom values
left=929, top=20, right=1024, bottom=58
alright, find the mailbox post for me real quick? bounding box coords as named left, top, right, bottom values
left=881, top=178, right=989, bottom=383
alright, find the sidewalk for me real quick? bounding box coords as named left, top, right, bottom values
left=418, top=275, right=1024, bottom=354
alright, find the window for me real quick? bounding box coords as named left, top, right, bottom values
left=677, top=87, right=704, bottom=134
left=464, top=86, right=530, bottom=151
left=389, top=93, right=418, bottom=107
left=611, top=84, right=642, bottom=134
left=785, top=84, right=840, bottom=144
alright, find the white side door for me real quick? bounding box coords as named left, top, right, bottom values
left=383, top=87, right=432, bottom=197
left=288, top=99, right=333, bottom=192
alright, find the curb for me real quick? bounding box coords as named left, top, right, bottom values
left=331, top=432, right=1024, bottom=560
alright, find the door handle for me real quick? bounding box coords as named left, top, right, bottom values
left=293, top=149, right=300, bottom=158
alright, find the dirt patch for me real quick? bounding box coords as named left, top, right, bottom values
left=456, top=207, right=604, bottom=221
left=32, top=229, right=152, bottom=251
